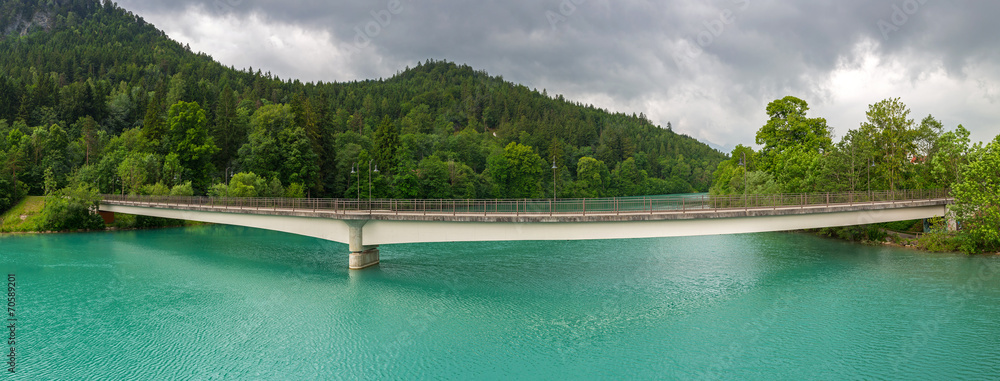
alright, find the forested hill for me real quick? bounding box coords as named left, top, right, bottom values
left=0, top=0, right=725, bottom=205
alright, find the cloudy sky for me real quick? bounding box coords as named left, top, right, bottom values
left=115, top=0, right=999, bottom=152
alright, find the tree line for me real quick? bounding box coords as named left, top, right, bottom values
left=710, top=96, right=999, bottom=254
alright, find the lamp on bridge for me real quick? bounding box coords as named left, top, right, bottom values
left=351, top=163, right=359, bottom=202
left=868, top=157, right=875, bottom=198
left=552, top=159, right=558, bottom=201
left=369, top=159, right=378, bottom=201
left=740, top=152, right=747, bottom=207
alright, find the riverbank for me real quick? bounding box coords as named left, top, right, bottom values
left=1, top=196, right=195, bottom=235
left=0, top=196, right=45, bottom=233
left=807, top=220, right=997, bottom=255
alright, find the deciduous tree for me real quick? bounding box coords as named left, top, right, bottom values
left=487, top=142, right=544, bottom=198
left=952, top=135, right=1000, bottom=253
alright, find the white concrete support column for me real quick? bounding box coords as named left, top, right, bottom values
left=945, top=206, right=959, bottom=232
left=346, top=220, right=379, bottom=270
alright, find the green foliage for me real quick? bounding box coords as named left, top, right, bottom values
left=710, top=145, right=759, bottom=195
left=207, top=183, right=229, bottom=197
left=0, top=195, right=44, bottom=232
left=373, top=116, right=400, bottom=174
left=40, top=183, right=104, bottom=232
left=612, top=157, right=648, bottom=197
left=574, top=156, right=611, bottom=198
left=929, top=124, right=970, bottom=188
left=140, top=182, right=170, bottom=196
left=117, top=151, right=155, bottom=195
left=755, top=96, right=831, bottom=174
left=167, top=101, right=218, bottom=191
left=819, top=225, right=886, bottom=243
left=488, top=142, right=544, bottom=198
left=418, top=155, right=452, bottom=199
left=917, top=218, right=963, bottom=253
left=240, top=104, right=293, bottom=180
left=265, top=177, right=285, bottom=198
left=715, top=94, right=998, bottom=252
left=952, top=135, right=1000, bottom=253
left=716, top=96, right=967, bottom=197
left=162, top=153, right=184, bottom=187
left=0, top=175, right=27, bottom=213
left=218, top=172, right=284, bottom=198
left=170, top=181, right=194, bottom=196
left=860, top=98, right=917, bottom=191
left=878, top=219, right=921, bottom=233
left=771, top=146, right=823, bottom=193
left=283, top=183, right=306, bottom=198
left=228, top=172, right=266, bottom=197
left=0, top=1, right=725, bottom=203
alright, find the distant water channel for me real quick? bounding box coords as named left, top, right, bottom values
left=3, top=226, right=1000, bottom=380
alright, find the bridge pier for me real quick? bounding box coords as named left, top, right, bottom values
left=346, top=220, right=379, bottom=270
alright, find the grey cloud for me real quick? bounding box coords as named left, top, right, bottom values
left=116, top=0, right=1000, bottom=148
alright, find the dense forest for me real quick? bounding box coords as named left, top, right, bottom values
left=0, top=0, right=726, bottom=219
left=710, top=96, right=1000, bottom=254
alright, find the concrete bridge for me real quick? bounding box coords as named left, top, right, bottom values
left=98, top=190, right=953, bottom=269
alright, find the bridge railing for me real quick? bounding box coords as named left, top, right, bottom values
left=100, top=189, right=951, bottom=216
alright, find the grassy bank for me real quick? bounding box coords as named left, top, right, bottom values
left=0, top=196, right=46, bottom=233
left=1, top=196, right=194, bottom=234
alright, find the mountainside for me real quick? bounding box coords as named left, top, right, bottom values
left=0, top=0, right=725, bottom=204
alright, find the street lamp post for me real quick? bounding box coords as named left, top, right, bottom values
left=351, top=163, right=359, bottom=202
left=740, top=151, right=747, bottom=207
left=868, top=157, right=873, bottom=199
left=551, top=159, right=558, bottom=201
left=368, top=159, right=378, bottom=201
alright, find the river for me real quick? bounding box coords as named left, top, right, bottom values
left=2, top=226, right=999, bottom=379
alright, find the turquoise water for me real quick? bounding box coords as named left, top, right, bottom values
left=2, top=226, right=1000, bottom=380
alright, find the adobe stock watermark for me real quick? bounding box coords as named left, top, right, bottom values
left=381, top=267, right=468, bottom=363
left=877, top=0, right=930, bottom=40
left=673, top=0, right=750, bottom=66
left=212, top=0, right=244, bottom=15
left=348, top=0, right=411, bottom=55
left=698, top=292, right=802, bottom=379
left=546, top=0, right=588, bottom=30
left=888, top=255, right=1000, bottom=374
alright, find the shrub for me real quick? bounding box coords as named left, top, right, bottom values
left=170, top=181, right=194, bottom=196
left=140, top=182, right=171, bottom=196
left=40, top=184, right=105, bottom=232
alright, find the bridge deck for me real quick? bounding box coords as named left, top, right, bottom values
left=100, top=197, right=952, bottom=223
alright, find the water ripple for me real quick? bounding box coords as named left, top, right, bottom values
left=4, top=228, right=1000, bottom=379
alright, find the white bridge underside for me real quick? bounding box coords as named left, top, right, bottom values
left=100, top=204, right=947, bottom=246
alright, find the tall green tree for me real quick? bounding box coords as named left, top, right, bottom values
left=144, top=80, right=167, bottom=150
left=213, top=85, right=244, bottom=170
left=755, top=96, right=832, bottom=174
left=860, top=98, right=917, bottom=191
left=930, top=125, right=971, bottom=188
left=280, top=126, right=320, bottom=192
left=166, top=101, right=218, bottom=191
left=612, top=157, right=648, bottom=197
left=487, top=142, right=544, bottom=198
left=575, top=156, right=610, bottom=198
left=373, top=116, right=400, bottom=174
left=710, top=145, right=757, bottom=195
left=240, top=104, right=293, bottom=180
left=952, top=135, right=1000, bottom=253
left=418, top=155, right=451, bottom=199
